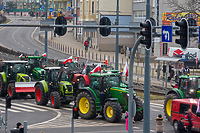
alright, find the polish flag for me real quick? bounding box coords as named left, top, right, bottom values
left=90, top=63, right=101, bottom=74
left=82, top=58, right=89, bottom=75
left=196, top=97, right=200, bottom=113
left=76, top=55, right=79, bottom=61
left=19, top=54, right=23, bottom=58
left=104, top=56, right=108, bottom=65
left=42, top=53, right=46, bottom=57
left=123, top=61, right=128, bottom=76
left=62, top=56, right=73, bottom=64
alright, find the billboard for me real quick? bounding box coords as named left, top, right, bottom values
left=162, top=12, right=200, bottom=26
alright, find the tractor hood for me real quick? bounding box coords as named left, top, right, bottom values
left=33, top=68, right=45, bottom=74
left=60, top=81, right=73, bottom=95
left=110, top=87, right=136, bottom=94
left=16, top=73, right=31, bottom=82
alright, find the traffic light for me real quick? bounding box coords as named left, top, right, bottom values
left=6, top=96, right=11, bottom=108
left=55, top=16, right=67, bottom=36
left=188, top=18, right=197, bottom=37
left=140, top=19, right=152, bottom=50
left=175, top=18, right=189, bottom=49
left=73, top=106, right=79, bottom=119
left=99, top=17, right=111, bottom=37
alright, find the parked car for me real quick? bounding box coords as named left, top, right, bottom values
left=64, top=14, right=73, bottom=22
left=171, top=99, right=200, bottom=132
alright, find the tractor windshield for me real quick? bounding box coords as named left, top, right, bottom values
left=12, top=63, right=26, bottom=73
left=106, top=75, right=121, bottom=87
left=51, top=70, right=69, bottom=81
left=29, top=58, right=41, bottom=67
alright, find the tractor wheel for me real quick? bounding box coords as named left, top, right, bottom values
left=35, top=84, right=48, bottom=106
left=7, top=83, right=17, bottom=98
left=164, top=93, right=179, bottom=121
left=134, top=98, right=143, bottom=121
left=78, top=78, right=86, bottom=89
left=76, top=91, right=96, bottom=119
left=50, top=91, right=60, bottom=109
left=0, top=76, right=6, bottom=96
left=103, top=101, right=122, bottom=123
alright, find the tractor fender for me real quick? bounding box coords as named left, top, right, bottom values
left=0, top=72, right=6, bottom=83
left=104, top=98, right=118, bottom=102
left=78, top=88, right=96, bottom=101
left=34, top=80, right=48, bottom=94
left=82, top=75, right=89, bottom=85
left=167, top=90, right=182, bottom=99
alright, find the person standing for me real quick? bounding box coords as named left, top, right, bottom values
left=183, top=66, right=190, bottom=75
left=184, top=108, right=194, bottom=133
left=177, top=117, right=186, bottom=133
left=155, top=114, right=164, bottom=133
left=84, top=40, right=89, bottom=52
left=0, top=110, right=5, bottom=129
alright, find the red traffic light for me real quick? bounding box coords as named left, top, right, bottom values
left=74, top=107, right=78, bottom=112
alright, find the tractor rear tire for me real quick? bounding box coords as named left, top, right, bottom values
left=50, top=91, right=60, bottom=109
left=164, top=93, right=179, bottom=121
left=7, top=83, right=17, bottom=98
left=134, top=98, right=143, bottom=121
left=0, top=76, right=6, bottom=96
left=35, top=84, right=48, bottom=106
left=78, top=78, right=86, bottom=89
left=76, top=91, right=96, bottom=119
left=103, top=101, right=122, bottom=123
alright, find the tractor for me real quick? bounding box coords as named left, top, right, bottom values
left=164, top=74, right=200, bottom=120
left=0, top=61, right=32, bottom=98
left=75, top=72, right=143, bottom=123
left=34, top=67, right=74, bottom=108
left=20, top=55, right=45, bottom=81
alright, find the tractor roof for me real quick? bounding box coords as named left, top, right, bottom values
left=90, top=72, right=121, bottom=77
left=21, top=56, right=43, bottom=59
left=179, top=75, right=200, bottom=78
left=173, top=98, right=198, bottom=105
left=2, top=61, right=28, bottom=63
left=44, top=67, right=68, bottom=70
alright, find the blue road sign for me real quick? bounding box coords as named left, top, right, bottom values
left=68, top=7, right=71, bottom=11
left=49, top=8, right=53, bottom=12
left=41, top=5, right=44, bottom=9
left=73, top=14, right=77, bottom=17
left=162, top=26, right=172, bottom=42
left=182, top=55, right=186, bottom=61
left=1, top=5, right=4, bottom=9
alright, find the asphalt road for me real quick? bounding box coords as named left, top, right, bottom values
left=0, top=96, right=174, bottom=133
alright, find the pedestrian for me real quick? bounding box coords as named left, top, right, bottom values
left=0, top=110, right=5, bottom=129
left=177, top=117, right=186, bottom=133
left=84, top=40, right=89, bottom=52
left=155, top=114, right=164, bottom=133
left=183, top=66, right=190, bottom=75
left=184, top=108, right=194, bottom=133
left=156, top=63, right=161, bottom=80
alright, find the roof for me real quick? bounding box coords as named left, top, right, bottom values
left=2, top=61, right=28, bottom=63
left=179, top=75, right=200, bottom=78
left=155, top=57, right=182, bottom=62
left=90, top=72, right=121, bottom=77
left=21, top=56, right=43, bottom=59
left=173, top=99, right=198, bottom=105
left=44, top=67, right=68, bottom=70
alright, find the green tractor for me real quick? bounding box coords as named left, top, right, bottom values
left=75, top=72, right=143, bottom=123
left=0, top=61, right=31, bottom=98
left=34, top=67, right=74, bottom=108
left=164, top=74, right=200, bottom=120
left=20, top=55, right=45, bottom=81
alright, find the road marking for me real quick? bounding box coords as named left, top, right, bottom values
left=22, top=102, right=60, bottom=111
left=150, top=105, right=163, bottom=109
left=0, top=102, right=34, bottom=112
left=0, top=106, right=20, bottom=113
left=150, top=103, right=163, bottom=107
left=31, top=27, right=38, bottom=38
left=150, top=108, right=160, bottom=112
left=62, top=108, right=72, bottom=111
left=11, top=103, right=47, bottom=111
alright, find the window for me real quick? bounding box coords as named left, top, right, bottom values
left=80, top=1, right=83, bottom=15
left=85, top=1, right=89, bottom=15
left=192, top=105, right=197, bottom=115
left=91, top=1, right=95, bottom=14
left=133, top=11, right=146, bottom=22
left=179, top=103, right=190, bottom=114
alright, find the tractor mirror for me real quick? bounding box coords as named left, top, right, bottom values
left=41, top=71, right=44, bottom=75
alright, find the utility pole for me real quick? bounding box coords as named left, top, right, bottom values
left=143, top=0, right=150, bottom=133
left=97, top=0, right=100, bottom=48
left=44, top=0, right=48, bottom=66
left=115, top=0, right=119, bottom=70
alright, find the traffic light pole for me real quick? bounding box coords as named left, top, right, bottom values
left=143, top=0, right=150, bottom=133
left=115, top=0, right=119, bottom=70
left=44, top=0, right=48, bottom=66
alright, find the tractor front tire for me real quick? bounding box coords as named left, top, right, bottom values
left=7, top=83, right=17, bottom=98
left=35, top=84, right=48, bottom=106
left=103, top=101, right=122, bottom=123
left=50, top=91, right=60, bottom=109
left=164, top=93, right=179, bottom=121
left=76, top=91, right=96, bottom=119
left=0, top=76, right=6, bottom=96
left=78, top=78, right=86, bottom=90
left=134, top=98, right=143, bottom=121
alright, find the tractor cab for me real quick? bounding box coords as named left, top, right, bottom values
left=178, top=75, right=200, bottom=98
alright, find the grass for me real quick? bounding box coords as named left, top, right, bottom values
left=2, top=18, right=11, bottom=24
left=137, top=92, right=165, bottom=100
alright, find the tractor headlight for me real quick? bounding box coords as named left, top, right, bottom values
left=133, top=93, right=136, bottom=97
left=189, top=89, right=194, bottom=94
left=127, top=94, right=129, bottom=97
left=77, top=79, right=79, bottom=81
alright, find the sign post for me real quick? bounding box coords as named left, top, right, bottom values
left=196, top=58, right=198, bottom=72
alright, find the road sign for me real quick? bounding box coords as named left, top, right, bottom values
left=182, top=55, right=186, bottom=61
left=1, top=5, right=4, bottom=9
left=49, top=8, right=53, bottom=12
left=68, top=7, right=71, bottom=11
left=162, top=26, right=172, bottom=42
left=73, top=14, right=77, bottom=17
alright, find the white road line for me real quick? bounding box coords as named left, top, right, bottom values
left=0, top=102, right=34, bottom=112
left=62, top=108, right=72, bottom=111
left=22, top=102, right=59, bottom=111
left=150, top=108, right=160, bottom=112
left=0, top=106, right=20, bottom=113
left=31, top=27, right=38, bottom=38
left=150, top=103, right=163, bottom=107
left=150, top=105, right=163, bottom=109
left=11, top=103, right=47, bottom=112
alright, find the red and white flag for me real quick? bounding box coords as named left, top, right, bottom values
left=82, top=58, right=89, bottom=75
left=90, top=63, right=101, bottom=74
left=123, top=61, right=128, bottom=77
left=104, top=56, right=108, bottom=65
left=42, top=53, right=46, bottom=57
left=196, top=97, right=200, bottom=113
left=62, top=56, right=73, bottom=64
left=76, top=55, right=79, bottom=61
left=19, top=54, right=23, bottom=58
